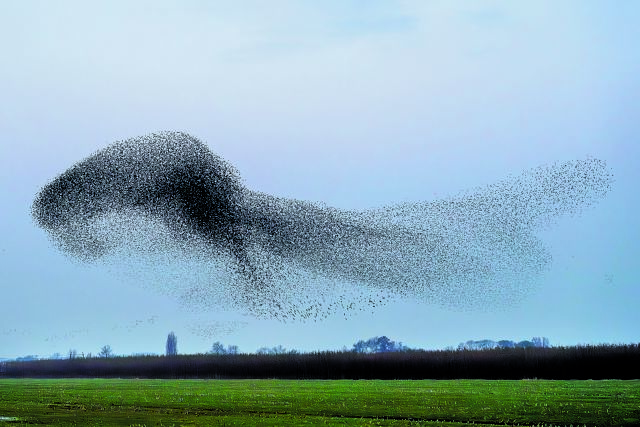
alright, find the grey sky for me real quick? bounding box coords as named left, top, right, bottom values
left=1, top=1, right=638, bottom=358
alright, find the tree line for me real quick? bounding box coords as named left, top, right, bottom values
left=5, top=334, right=553, bottom=362
left=2, top=343, right=638, bottom=380
left=458, top=337, right=550, bottom=350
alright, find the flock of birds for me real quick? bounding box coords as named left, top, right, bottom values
left=32, top=131, right=613, bottom=321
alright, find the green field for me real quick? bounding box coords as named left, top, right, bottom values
left=0, top=379, right=638, bottom=426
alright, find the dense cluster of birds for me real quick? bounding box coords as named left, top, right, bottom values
left=32, top=132, right=613, bottom=321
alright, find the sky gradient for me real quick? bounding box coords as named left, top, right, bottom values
left=1, top=1, right=638, bottom=359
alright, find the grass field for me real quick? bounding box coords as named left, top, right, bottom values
left=0, top=379, right=638, bottom=426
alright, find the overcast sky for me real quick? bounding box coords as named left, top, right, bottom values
left=1, top=1, right=638, bottom=359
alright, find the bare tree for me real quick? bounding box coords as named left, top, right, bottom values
left=256, top=345, right=287, bottom=355
left=166, top=332, right=178, bottom=356
left=210, top=341, right=226, bottom=355
left=352, top=336, right=408, bottom=353
left=98, top=345, right=113, bottom=358
left=209, top=342, right=240, bottom=355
